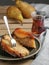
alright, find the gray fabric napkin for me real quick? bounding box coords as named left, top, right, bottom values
left=31, top=29, right=49, bottom=65
left=31, top=4, right=49, bottom=65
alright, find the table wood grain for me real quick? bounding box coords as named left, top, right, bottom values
left=0, top=6, right=33, bottom=65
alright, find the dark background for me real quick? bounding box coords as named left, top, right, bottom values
left=0, top=0, right=49, bottom=5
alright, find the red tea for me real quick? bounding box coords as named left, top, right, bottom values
left=32, top=15, right=45, bottom=34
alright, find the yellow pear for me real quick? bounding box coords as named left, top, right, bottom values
left=16, top=0, right=35, bottom=18
left=7, top=6, right=23, bottom=23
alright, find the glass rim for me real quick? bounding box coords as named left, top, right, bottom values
left=32, top=15, right=44, bottom=20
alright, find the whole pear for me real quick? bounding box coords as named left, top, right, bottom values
left=16, top=0, right=35, bottom=18
left=7, top=6, right=23, bottom=23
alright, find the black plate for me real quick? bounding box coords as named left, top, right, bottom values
left=0, top=36, right=41, bottom=61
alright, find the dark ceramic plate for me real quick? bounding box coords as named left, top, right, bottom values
left=0, top=36, right=41, bottom=61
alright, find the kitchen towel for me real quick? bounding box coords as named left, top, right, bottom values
left=31, top=4, right=49, bottom=65
left=31, top=29, right=49, bottom=65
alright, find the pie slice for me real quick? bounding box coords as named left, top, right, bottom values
left=1, top=35, right=29, bottom=57
left=12, top=28, right=36, bottom=48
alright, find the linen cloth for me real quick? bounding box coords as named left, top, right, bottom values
left=31, top=4, right=49, bottom=65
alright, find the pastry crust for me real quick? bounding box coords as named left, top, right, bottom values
left=13, top=28, right=36, bottom=48
left=1, top=35, right=29, bottom=57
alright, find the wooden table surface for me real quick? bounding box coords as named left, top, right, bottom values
left=0, top=6, right=34, bottom=65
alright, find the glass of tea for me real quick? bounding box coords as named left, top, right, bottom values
left=31, top=14, right=45, bottom=36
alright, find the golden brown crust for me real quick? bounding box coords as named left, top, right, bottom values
left=13, top=28, right=36, bottom=48
left=13, top=28, right=29, bottom=38
left=1, top=35, right=29, bottom=57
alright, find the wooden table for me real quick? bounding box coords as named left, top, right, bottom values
left=0, top=6, right=34, bottom=65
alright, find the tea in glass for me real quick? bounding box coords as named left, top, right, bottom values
left=32, top=15, right=45, bottom=35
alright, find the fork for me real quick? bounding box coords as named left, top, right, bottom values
left=3, top=16, right=16, bottom=47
